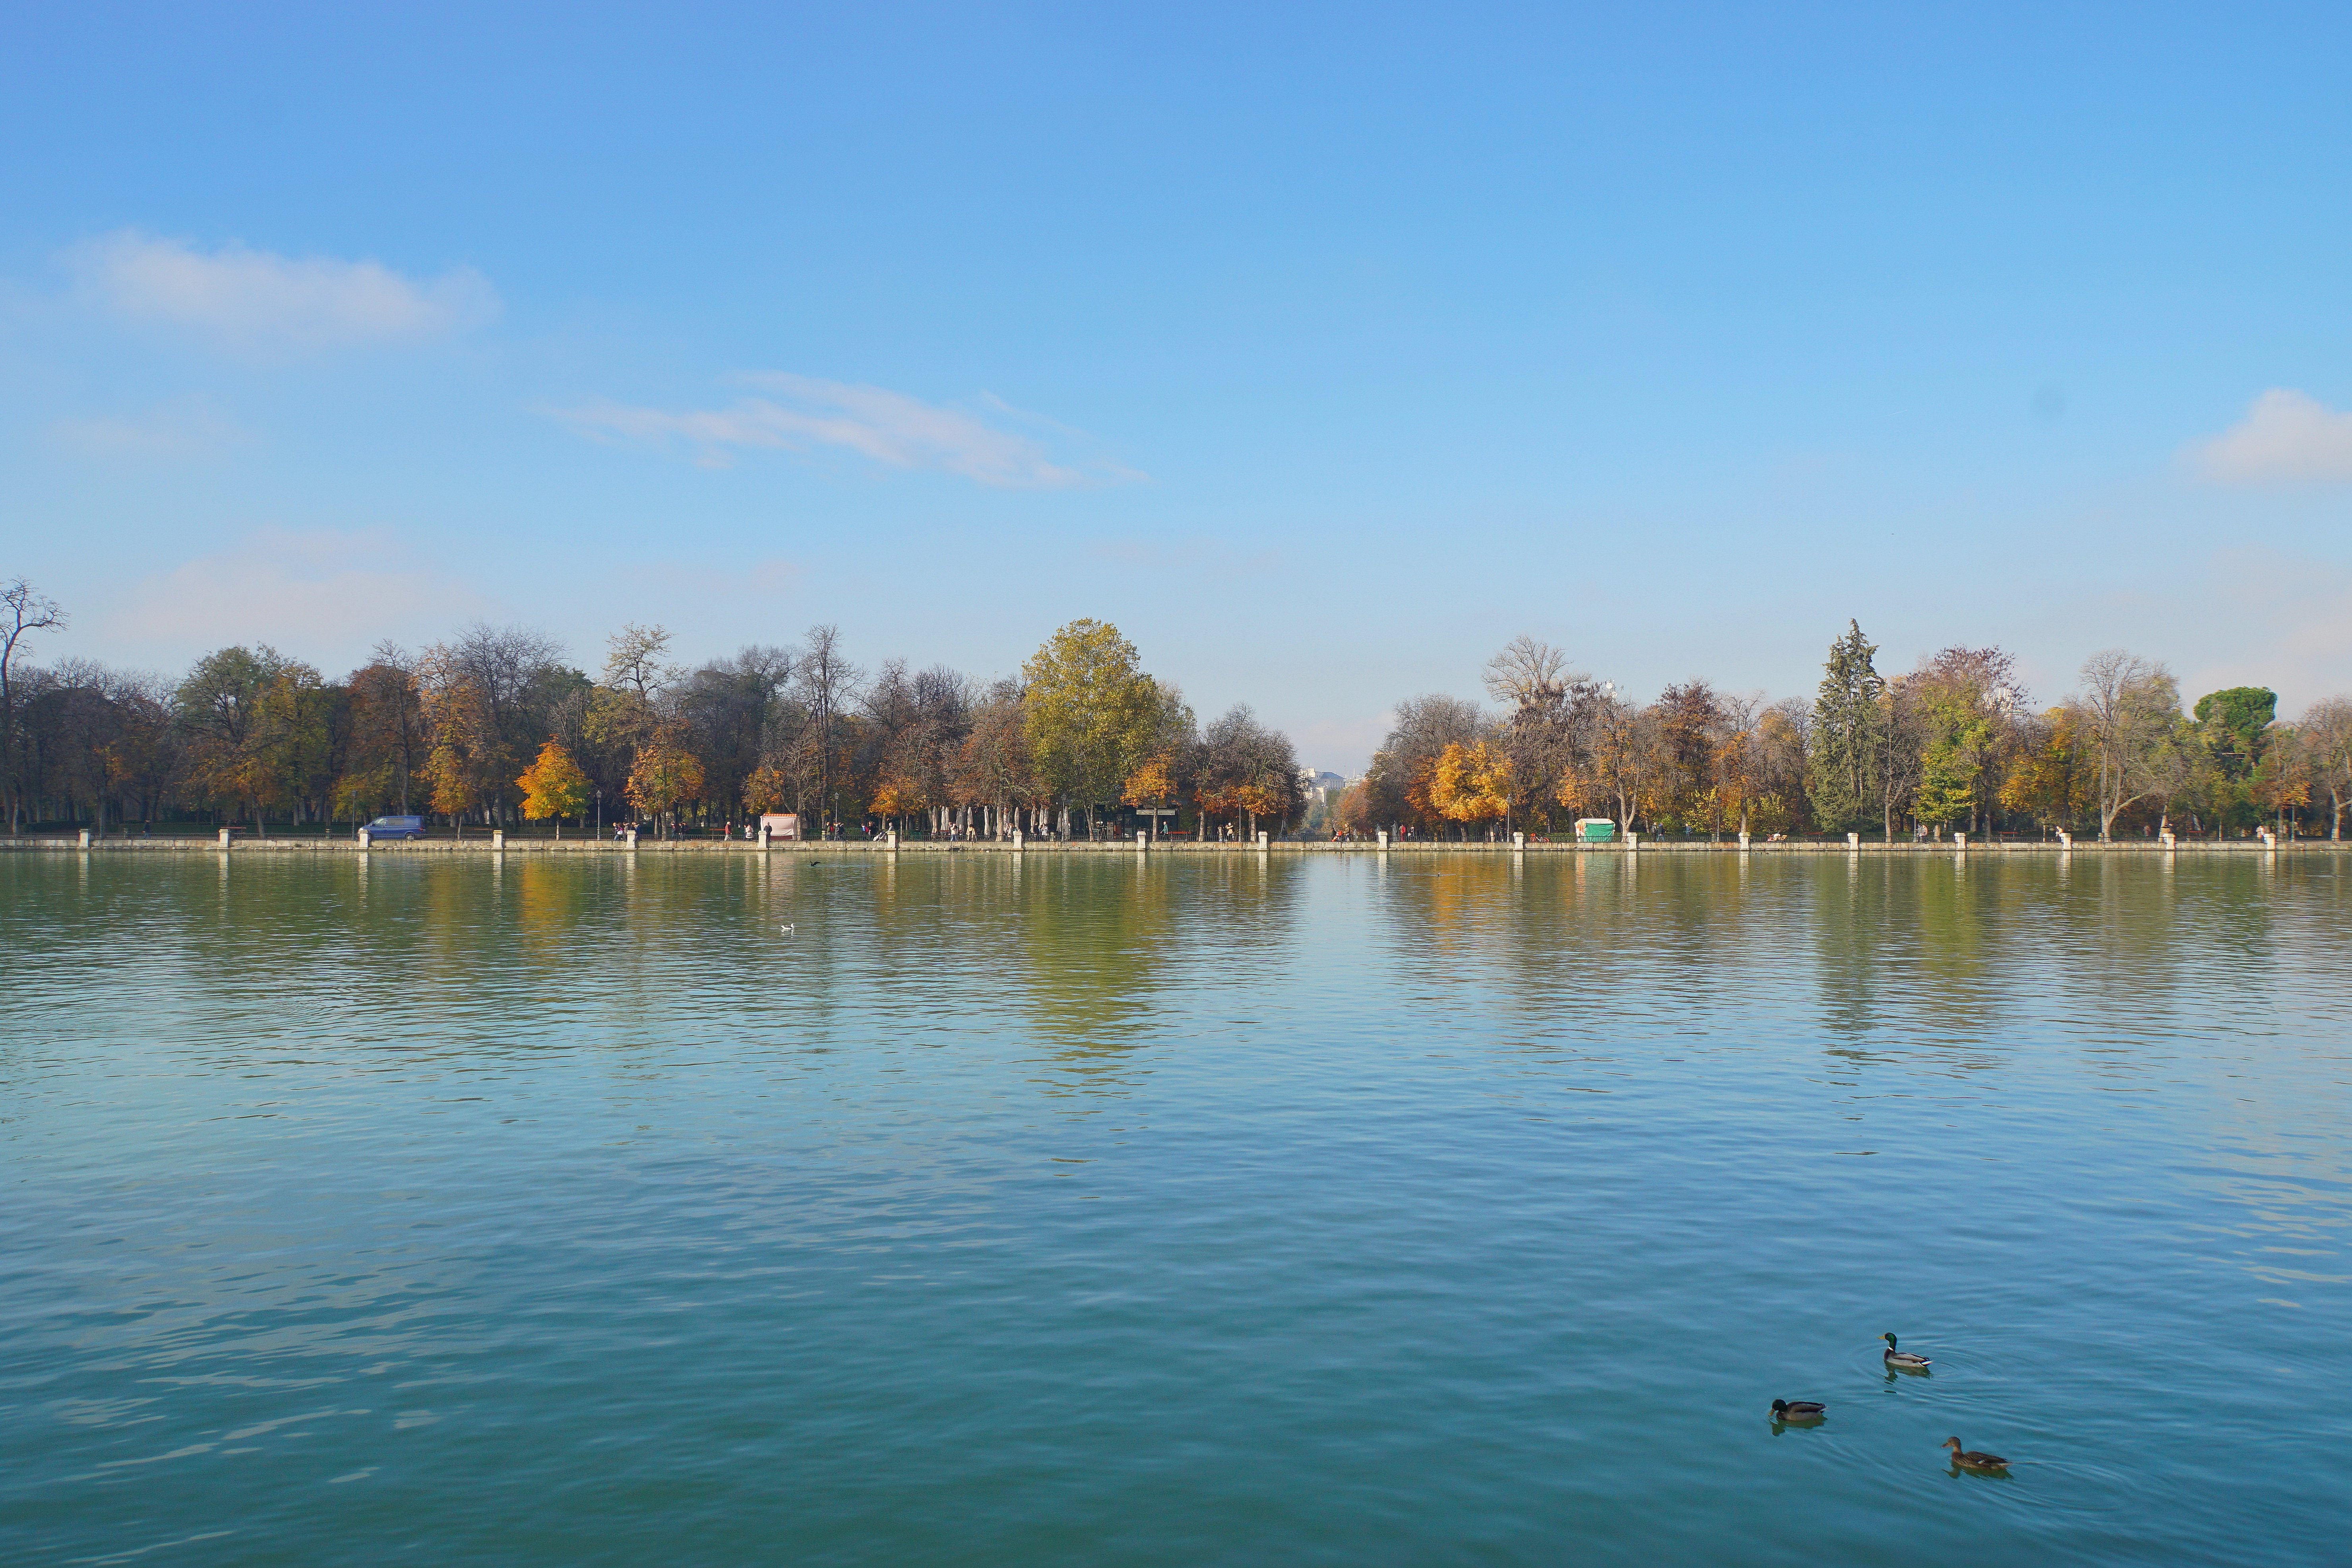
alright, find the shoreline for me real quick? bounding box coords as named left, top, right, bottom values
left=0, top=836, right=2331, bottom=856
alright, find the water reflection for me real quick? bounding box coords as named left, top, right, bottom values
left=2, top=851, right=2350, bottom=1566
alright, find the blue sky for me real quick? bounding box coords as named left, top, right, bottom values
left=5, top=3, right=2349, bottom=769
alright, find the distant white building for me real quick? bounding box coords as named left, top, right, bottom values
left=1298, top=770, right=1349, bottom=830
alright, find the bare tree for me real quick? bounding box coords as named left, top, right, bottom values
left=2070, top=650, right=2181, bottom=840
left=1482, top=635, right=1581, bottom=711
left=1360, top=693, right=1491, bottom=834
left=1189, top=704, right=1305, bottom=840
left=441, top=623, right=567, bottom=824
left=2298, top=697, right=2352, bottom=840
left=2, top=577, right=67, bottom=833
left=1484, top=638, right=1587, bottom=828
left=794, top=624, right=862, bottom=834
left=602, top=623, right=679, bottom=703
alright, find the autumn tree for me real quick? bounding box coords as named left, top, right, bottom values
left=1427, top=740, right=1513, bottom=833
left=1912, top=684, right=1989, bottom=831
left=1022, top=619, right=1161, bottom=838
left=950, top=680, right=1044, bottom=838
left=1569, top=688, right=1653, bottom=832
left=176, top=645, right=303, bottom=827
left=1111, top=681, right=1195, bottom=840
left=445, top=623, right=571, bottom=825
left=1998, top=709, right=2087, bottom=833
left=626, top=724, right=706, bottom=838
left=517, top=739, right=591, bottom=838
left=1190, top=704, right=1304, bottom=840
left=341, top=644, right=424, bottom=817
left=1121, top=752, right=1177, bottom=838
left=1752, top=700, right=1813, bottom=834
left=860, top=659, right=975, bottom=835
left=253, top=660, right=339, bottom=829
left=742, top=763, right=792, bottom=819
left=1653, top=679, right=1725, bottom=834
left=1361, top=693, right=1489, bottom=835
left=79, top=668, right=178, bottom=830
left=1484, top=636, right=1582, bottom=830
left=604, top=623, right=680, bottom=704
left=1901, top=647, right=2025, bottom=837
left=1703, top=693, right=1777, bottom=838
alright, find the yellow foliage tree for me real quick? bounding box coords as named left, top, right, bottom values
left=742, top=764, right=790, bottom=817
left=870, top=773, right=924, bottom=828
left=1427, top=741, right=1513, bottom=834
left=517, top=739, right=591, bottom=839
left=1999, top=709, right=2090, bottom=831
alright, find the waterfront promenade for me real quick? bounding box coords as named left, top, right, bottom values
left=0, top=834, right=2321, bottom=856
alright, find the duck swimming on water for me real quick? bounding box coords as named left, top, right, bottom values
left=1943, top=1437, right=2009, bottom=1471
left=1882, top=1333, right=1931, bottom=1370
left=1769, top=1400, right=1826, bottom=1423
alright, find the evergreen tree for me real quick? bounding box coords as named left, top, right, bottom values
left=1807, top=620, right=1885, bottom=833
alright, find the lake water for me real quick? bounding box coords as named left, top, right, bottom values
left=3, top=850, right=2347, bottom=1565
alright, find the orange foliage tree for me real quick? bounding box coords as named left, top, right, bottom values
left=626, top=725, right=705, bottom=839
left=870, top=773, right=924, bottom=830
left=1121, top=752, right=1176, bottom=838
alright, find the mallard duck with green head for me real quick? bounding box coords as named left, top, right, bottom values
left=1769, top=1399, right=1826, bottom=1424
left=1881, top=1333, right=1931, bottom=1370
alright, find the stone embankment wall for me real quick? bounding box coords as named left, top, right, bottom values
left=0, top=836, right=2326, bottom=856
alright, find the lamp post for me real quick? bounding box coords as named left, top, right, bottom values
left=595, top=787, right=602, bottom=842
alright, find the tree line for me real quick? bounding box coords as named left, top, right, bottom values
left=0, top=579, right=1305, bottom=840
left=8, top=574, right=2349, bottom=844
left=1342, top=624, right=2352, bottom=842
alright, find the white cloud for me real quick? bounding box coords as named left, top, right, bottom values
left=556, top=372, right=1140, bottom=488
left=46, top=394, right=247, bottom=459
left=100, top=528, right=499, bottom=658
left=66, top=231, right=498, bottom=356
left=2191, top=389, right=2352, bottom=482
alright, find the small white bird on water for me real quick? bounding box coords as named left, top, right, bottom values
left=780, top=923, right=795, bottom=934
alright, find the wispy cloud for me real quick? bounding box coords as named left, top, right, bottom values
left=47, top=394, right=248, bottom=459
left=556, top=372, right=1141, bottom=488
left=2190, top=389, right=2352, bottom=482
left=66, top=231, right=498, bottom=356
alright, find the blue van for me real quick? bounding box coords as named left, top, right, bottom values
left=363, top=815, right=426, bottom=840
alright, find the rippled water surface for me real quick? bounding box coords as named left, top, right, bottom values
left=4, top=850, right=2349, bottom=1564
